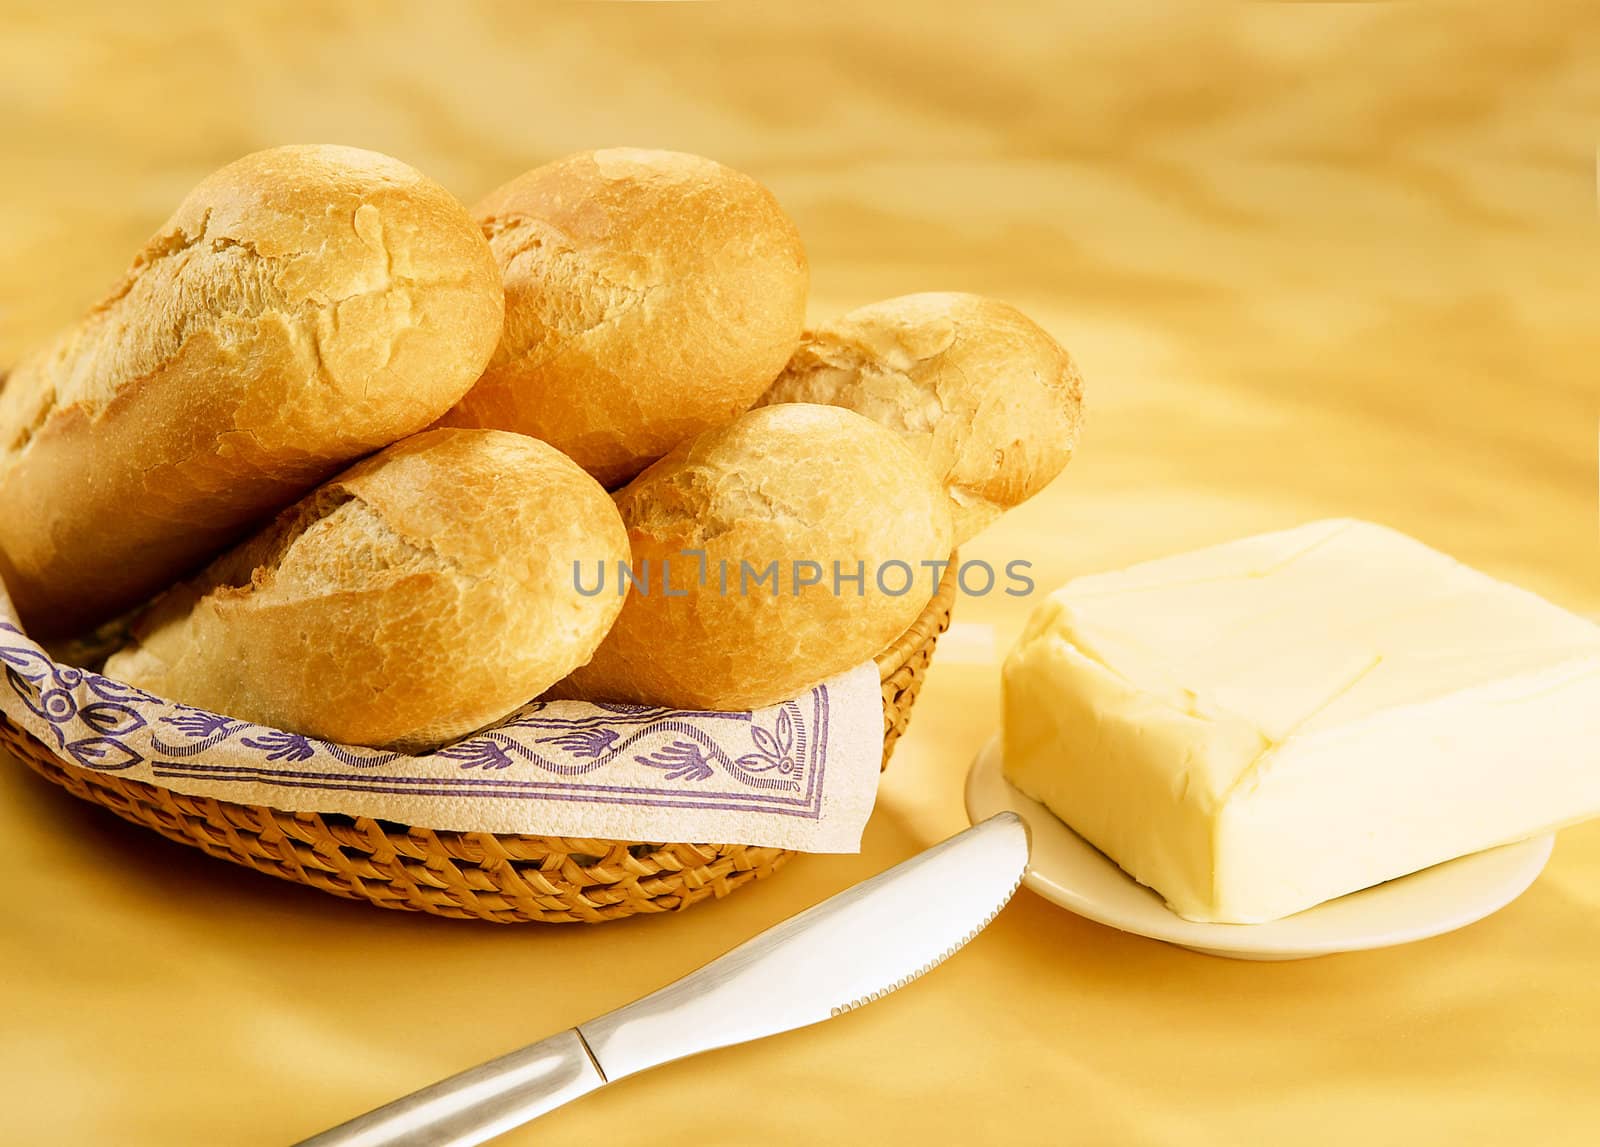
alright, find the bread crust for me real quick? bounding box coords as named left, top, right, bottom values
left=0, top=145, right=505, bottom=636
left=439, top=148, right=808, bottom=488
left=556, top=404, right=952, bottom=710
left=757, top=292, right=1084, bottom=544
left=103, top=429, right=629, bottom=752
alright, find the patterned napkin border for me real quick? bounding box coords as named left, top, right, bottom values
left=0, top=611, right=885, bottom=853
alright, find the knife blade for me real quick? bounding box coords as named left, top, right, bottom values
left=294, top=811, right=1029, bottom=1147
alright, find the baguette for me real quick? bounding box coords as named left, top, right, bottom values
left=555, top=404, right=953, bottom=710
left=0, top=145, right=505, bottom=636
left=757, top=292, right=1084, bottom=544
left=104, top=429, right=629, bottom=753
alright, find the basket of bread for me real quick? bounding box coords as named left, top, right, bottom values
left=0, top=145, right=1082, bottom=922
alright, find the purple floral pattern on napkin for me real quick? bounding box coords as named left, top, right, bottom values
left=0, top=620, right=832, bottom=821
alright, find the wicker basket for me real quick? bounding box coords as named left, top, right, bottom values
left=0, top=559, right=958, bottom=923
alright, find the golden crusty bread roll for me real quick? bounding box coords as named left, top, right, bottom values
left=104, top=429, right=629, bottom=753
left=438, top=148, right=808, bottom=487
left=757, top=292, right=1084, bottom=544
left=0, top=145, right=505, bottom=637
left=555, top=404, right=953, bottom=711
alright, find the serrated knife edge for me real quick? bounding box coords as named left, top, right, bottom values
left=829, top=868, right=1026, bottom=1017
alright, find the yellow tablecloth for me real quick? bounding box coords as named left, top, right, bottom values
left=2, top=4, right=1596, bottom=1144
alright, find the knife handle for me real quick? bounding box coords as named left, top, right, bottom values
left=292, top=1029, right=606, bottom=1147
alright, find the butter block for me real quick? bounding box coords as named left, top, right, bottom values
left=1002, top=519, right=1600, bottom=923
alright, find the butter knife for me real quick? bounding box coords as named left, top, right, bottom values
left=294, top=811, right=1029, bottom=1147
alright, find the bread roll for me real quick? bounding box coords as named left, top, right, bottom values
left=104, top=429, right=629, bottom=753
left=757, top=292, right=1084, bottom=544
left=556, top=404, right=953, bottom=711
left=0, top=145, right=504, bottom=637
left=438, top=148, right=808, bottom=487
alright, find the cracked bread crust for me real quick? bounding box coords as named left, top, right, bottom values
left=0, top=145, right=505, bottom=637
left=438, top=148, right=809, bottom=489
left=554, top=404, right=952, bottom=711
left=756, top=292, right=1084, bottom=544
left=104, top=429, right=630, bottom=752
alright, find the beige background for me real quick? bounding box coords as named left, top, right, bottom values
left=1, top=3, right=1597, bottom=1144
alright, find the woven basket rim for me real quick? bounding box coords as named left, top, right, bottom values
left=873, top=554, right=959, bottom=682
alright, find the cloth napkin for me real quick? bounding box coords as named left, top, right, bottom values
left=0, top=586, right=884, bottom=852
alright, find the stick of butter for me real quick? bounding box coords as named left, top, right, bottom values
left=1002, top=519, right=1600, bottom=923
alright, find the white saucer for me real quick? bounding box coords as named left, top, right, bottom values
left=965, top=736, right=1554, bottom=960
